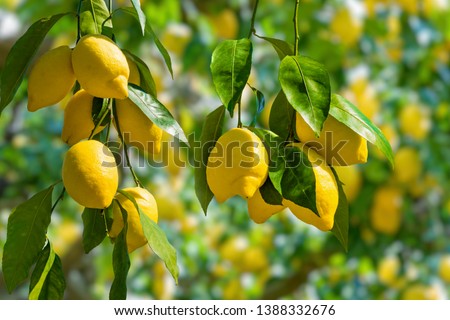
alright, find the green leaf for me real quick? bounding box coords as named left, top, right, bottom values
left=82, top=207, right=107, bottom=254
left=130, top=0, right=146, bottom=35
left=330, top=94, right=394, bottom=168
left=122, top=49, right=157, bottom=97
left=248, top=85, right=266, bottom=126
left=279, top=55, right=331, bottom=136
left=80, top=0, right=112, bottom=36
left=109, top=201, right=130, bottom=300
left=118, top=7, right=173, bottom=77
left=269, top=90, right=295, bottom=141
left=29, top=242, right=66, bottom=300
left=0, top=13, right=71, bottom=114
left=256, top=35, right=294, bottom=60
left=194, top=105, right=226, bottom=214
left=117, top=190, right=179, bottom=284
left=210, top=39, right=253, bottom=116
left=330, top=167, right=349, bottom=251
left=2, top=186, right=54, bottom=293
left=259, top=178, right=283, bottom=206
left=127, top=84, right=188, bottom=145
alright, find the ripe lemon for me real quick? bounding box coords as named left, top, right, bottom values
left=239, top=247, right=268, bottom=273
left=247, top=189, right=285, bottom=224
left=72, top=34, right=129, bottom=99
left=283, top=143, right=339, bottom=231
left=370, top=186, right=403, bottom=235
left=393, top=147, right=422, bottom=184
left=61, top=89, right=105, bottom=145
left=109, top=187, right=158, bottom=253
left=377, top=256, right=400, bottom=286
left=207, top=9, right=239, bottom=40
left=126, top=55, right=140, bottom=86
left=399, top=104, right=431, bottom=141
left=402, top=284, right=439, bottom=300
left=115, top=98, right=163, bottom=155
left=27, top=45, right=76, bottom=112
left=333, top=165, right=362, bottom=203
left=438, top=255, right=450, bottom=283
left=330, top=8, right=362, bottom=47
left=62, top=140, right=118, bottom=209
left=160, top=23, right=192, bottom=56
left=206, top=128, right=269, bottom=203
left=296, top=113, right=368, bottom=166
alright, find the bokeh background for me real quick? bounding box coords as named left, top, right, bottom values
left=0, top=0, right=449, bottom=299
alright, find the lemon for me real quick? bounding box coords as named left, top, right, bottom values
left=393, top=147, right=422, bottom=184
left=160, top=23, right=192, bottom=56
left=206, top=128, right=269, bottom=203
left=219, top=235, right=248, bottom=265
left=27, top=45, right=76, bottom=112
left=239, top=247, right=268, bottom=273
left=296, top=113, right=368, bottom=166
left=114, top=98, right=163, bottom=155
left=438, top=255, right=450, bottom=283
left=377, top=256, right=400, bottom=286
left=334, top=165, right=362, bottom=203
left=370, top=186, right=403, bottom=235
left=283, top=143, right=339, bottom=231
left=61, top=89, right=105, bottom=145
left=330, top=8, right=362, bottom=47
left=247, top=189, right=285, bottom=224
left=72, top=34, right=129, bottom=99
left=399, top=104, right=431, bottom=141
left=126, top=55, right=140, bottom=86
left=109, top=187, right=158, bottom=253
left=342, top=78, right=380, bottom=120
left=207, top=9, right=239, bottom=40
left=402, top=284, right=439, bottom=300
left=62, top=140, right=118, bottom=209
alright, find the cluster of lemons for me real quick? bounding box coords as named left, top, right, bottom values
left=206, top=111, right=368, bottom=231
left=27, top=34, right=163, bottom=253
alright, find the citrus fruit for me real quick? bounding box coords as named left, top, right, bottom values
left=399, top=104, right=431, bottom=141
left=401, top=284, right=439, bottom=300
left=72, top=34, right=129, bottom=99
left=115, top=98, right=163, bottom=155
left=333, top=165, right=362, bottom=203
left=239, top=247, right=268, bottom=273
left=61, top=89, right=105, bottom=145
left=125, top=55, right=140, bottom=86
left=393, top=147, right=422, bottom=184
left=296, top=113, right=368, bottom=166
left=207, top=9, right=239, bottom=40
left=370, top=186, right=403, bottom=235
left=109, top=187, right=158, bottom=253
left=438, top=255, right=450, bottom=283
left=377, top=256, right=400, bottom=286
left=27, top=45, right=76, bottom=112
left=160, top=23, right=192, bottom=56
left=247, top=189, right=285, bottom=224
left=206, top=128, right=269, bottom=203
left=283, top=143, right=339, bottom=231
left=62, top=140, right=118, bottom=209
left=330, top=8, right=362, bottom=47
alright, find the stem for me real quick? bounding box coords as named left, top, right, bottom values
left=51, top=188, right=66, bottom=213
left=293, top=0, right=300, bottom=56
left=76, top=0, right=82, bottom=42
left=112, top=101, right=142, bottom=187
left=88, top=99, right=110, bottom=140
left=247, top=0, right=260, bottom=38
left=237, top=99, right=243, bottom=128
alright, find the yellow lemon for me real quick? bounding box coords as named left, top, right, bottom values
left=62, top=140, right=118, bottom=209
left=125, top=55, right=140, bottom=86
left=208, top=9, right=239, bottom=40
left=330, top=8, right=362, bottom=47
left=402, top=284, right=439, bottom=300
left=206, top=128, right=269, bottom=203
left=393, top=147, right=422, bottom=184
left=296, top=113, right=368, bottom=166
left=61, top=89, right=105, bottom=145
left=247, top=189, right=285, bottom=224
left=342, top=78, right=380, bottom=120
left=27, top=45, right=76, bottom=112
left=109, top=187, right=158, bottom=253
left=438, top=255, right=450, bottom=283
left=115, top=98, right=163, bottom=155
left=334, top=165, right=362, bottom=203
left=399, top=104, right=431, bottom=141
left=377, top=256, right=400, bottom=286
left=72, top=34, right=129, bottom=99
left=283, top=143, right=339, bottom=231
left=219, top=235, right=248, bottom=265
left=370, top=186, right=403, bottom=235
left=239, top=247, right=268, bottom=273
left=160, top=23, right=192, bottom=56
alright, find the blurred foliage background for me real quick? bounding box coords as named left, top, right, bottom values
left=0, top=0, right=449, bottom=300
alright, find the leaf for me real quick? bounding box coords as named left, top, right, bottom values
left=118, top=7, right=173, bottom=77
left=2, top=186, right=54, bottom=293
left=210, top=39, right=253, bottom=116
left=279, top=55, right=331, bottom=136
left=330, top=94, right=394, bottom=168
left=109, top=201, right=130, bottom=300
left=248, top=85, right=266, bottom=126
left=259, top=178, right=283, bottom=206
left=80, top=0, right=112, bottom=36
left=117, top=190, right=179, bottom=284
left=256, top=35, right=294, bottom=60
left=29, top=242, right=66, bottom=300
left=122, top=50, right=157, bottom=97
left=269, top=90, right=295, bottom=141
left=194, top=105, right=226, bottom=214
left=330, top=167, right=349, bottom=251
left=0, top=13, right=71, bottom=114
left=127, top=84, right=188, bottom=145
left=82, top=207, right=107, bottom=254
left=130, top=0, right=146, bottom=35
